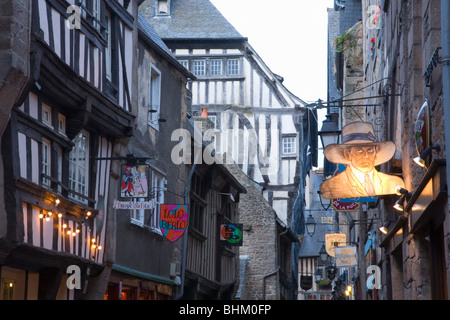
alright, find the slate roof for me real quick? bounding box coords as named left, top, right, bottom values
left=140, top=0, right=245, bottom=40
left=138, top=13, right=173, bottom=55
left=138, top=13, right=195, bottom=78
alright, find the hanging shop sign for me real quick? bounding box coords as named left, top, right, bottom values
left=120, top=164, right=149, bottom=199
left=113, top=200, right=155, bottom=210
left=160, top=204, right=188, bottom=243
left=332, top=198, right=360, bottom=212
left=415, top=99, right=431, bottom=160
left=300, top=275, right=313, bottom=291
left=220, top=224, right=243, bottom=246
left=320, top=122, right=405, bottom=200
left=337, top=165, right=377, bottom=203
left=325, top=233, right=347, bottom=257
left=335, top=246, right=358, bottom=267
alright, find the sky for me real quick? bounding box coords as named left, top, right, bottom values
left=210, top=0, right=335, bottom=105
left=210, top=0, right=335, bottom=167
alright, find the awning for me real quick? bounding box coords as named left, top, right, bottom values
left=112, top=264, right=176, bottom=286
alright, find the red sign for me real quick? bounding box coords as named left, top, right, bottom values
left=415, top=99, right=431, bottom=156
left=159, top=204, right=188, bottom=242
left=332, top=198, right=360, bottom=212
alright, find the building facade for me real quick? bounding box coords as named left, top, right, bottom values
left=364, top=0, right=449, bottom=300
left=0, top=0, right=140, bottom=299
left=322, top=0, right=450, bottom=300
left=140, top=0, right=313, bottom=300
left=100, top=12, right=195, bottom=300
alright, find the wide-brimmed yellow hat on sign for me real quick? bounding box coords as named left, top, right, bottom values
left=324, top=121, right=396, bottom=166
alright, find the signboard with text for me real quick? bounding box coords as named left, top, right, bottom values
left=160, top=204, right=188, bottom=243
left=220, top=224, right=243, bottom=246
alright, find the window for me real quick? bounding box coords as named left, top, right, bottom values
left=227, top=59, right=239, bottom=75
left=179, top=60, right=189, bottom=70
left=130, top=198, right=145, bottom=226
left=92, top=0, right=101, bottom=31
left=190, top=172, right=206, bottom=233
left=150, top=171, right=165, bottom=231
left=130, top=168, right=165, bottom=233
left=80, top=0, right=102, bottom=32
left=69, top=131, right=90, bottom=204
left=42, top=104, right=52, bottom=128
left=282, top=136, right=296, bottom=155
left=148, top=65, right=161, bottom=129
left=42, top=138, right=51, bottom=187
left=157, top=0, right=169, bottom=14
left=193, top=60, right=205, bottom=76
left=105, top=11, right=112, bottom=82
left=58, top=113, right=66, bottom=135
left=2, top=280, right=15, bottom=300
left=210, top=60, right=222, bottom=76
left=57, top=147, right=63, bottom=193
left=208, top=115, right=216, bottom=128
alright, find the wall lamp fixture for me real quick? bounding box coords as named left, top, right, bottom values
left=379, top=220, right=395, bottom=234
left=413, top=143, right=441, bottom=168
left=393, top=186, right=412, bottom=212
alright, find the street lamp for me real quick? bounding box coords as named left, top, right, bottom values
left=318, top=113, right=341, bottom=151
left=319, top=244, right=328, bottom=263
left=318, top=113, right=341, bottom=207
left=305, top=214, right=316, bottom=237
left=315, top=268, right=323, bottom=283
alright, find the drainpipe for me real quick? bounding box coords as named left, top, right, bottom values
left=262, top=226, right=288, bottom=300
left=174, top=133, right=202, bottom=300
left=441, top=0, right=450, bottom=219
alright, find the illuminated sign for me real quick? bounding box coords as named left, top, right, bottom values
left=335, top=246, right=358, bottom=267
left=325, top=233, right=346, bottom=257
left=120, top=165, right=149, bottom=199
left=415, top=99, right=431, bottom=162
left=320, top=122, right=405, bottom=200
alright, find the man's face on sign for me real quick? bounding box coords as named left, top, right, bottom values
left=346, top=145, right=377, bottom=173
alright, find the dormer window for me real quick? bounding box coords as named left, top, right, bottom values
left=157, top=0, right=170, bottom=15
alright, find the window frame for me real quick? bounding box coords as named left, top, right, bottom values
left=156, top=0, right=170, bottom=15
left=282, top=135, right=297, bottom=156
left=189, top=171, right=206, bottom=234
left=105, top=10, right=112, bottom=82
left=41, top=138, right=52, bottom=187
left=210, top=59, right=223, bottom=76
left=68, top=130, right=90, bottom=205
left=148, top=64, right=162, bottom=130
left=42, top=103, right=52, bottom=128
left=178, top=60, right=189, bottom=70
left=58, top=113, right=66, bottom=136
left=227, top=58, right=240, bottom=76
left=193, top=60, right=206, bottom=76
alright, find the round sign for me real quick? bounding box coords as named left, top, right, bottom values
left=415, top=99, right=431, bottom=156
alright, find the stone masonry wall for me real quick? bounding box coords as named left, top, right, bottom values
left=225, top=158, right=279, bottom=300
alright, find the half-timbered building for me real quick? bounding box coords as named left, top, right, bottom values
left=140, top=0, right=312, bottom=299
left=102, top=13, right=195, bottom=300
left=141, top=0, right=308, bottom=228
left=0, top=0, right=141, bottom=299
left=180, top=118, right=247, bottom=300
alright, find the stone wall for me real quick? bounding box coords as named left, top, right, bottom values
left=362, top=0, right=449, bottom=300
left=225, top=158, right=279, bottom=300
